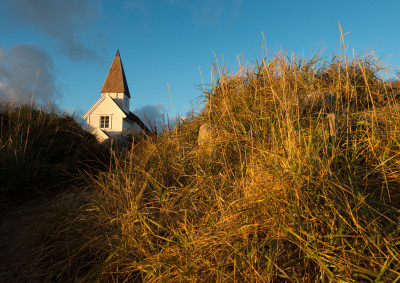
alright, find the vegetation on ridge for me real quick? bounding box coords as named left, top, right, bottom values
left=0, top=101, right=105, bottom=202
left=4, top=48, right=400, bottom=281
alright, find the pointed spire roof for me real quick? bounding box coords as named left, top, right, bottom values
left=101, top=50, right=131, bottom=97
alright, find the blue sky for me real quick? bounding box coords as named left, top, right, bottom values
left=0, top=0, right=399, bottom=123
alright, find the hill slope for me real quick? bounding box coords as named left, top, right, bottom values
left=9, top=52, right=400, bottom=281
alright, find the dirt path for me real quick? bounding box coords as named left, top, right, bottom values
left=0, top=199, right=50, bottom=282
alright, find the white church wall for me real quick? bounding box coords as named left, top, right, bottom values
left=88, top=97, right=125, bottom=133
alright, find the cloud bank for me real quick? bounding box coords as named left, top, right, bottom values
left=0, top=44, right=59, bottom=104
left=133, top=103, right=165, bottom=129
left=3, top=0, right=102, bottom=61
left=133, top=102, right=199, bottom=132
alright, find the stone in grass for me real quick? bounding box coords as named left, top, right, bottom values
left=197, top=123, right=214, bottom=147
left=327, top=113, right=338, bottom=137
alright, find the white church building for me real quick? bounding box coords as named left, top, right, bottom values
left=83, top=50, right=151, bottom=141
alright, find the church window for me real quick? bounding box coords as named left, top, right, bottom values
left=100, top=115, right=110, bottom=128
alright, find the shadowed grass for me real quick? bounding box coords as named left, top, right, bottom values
left=0, top=100, right=106, bottom=202
left=25, top=50, right=400, bottom=282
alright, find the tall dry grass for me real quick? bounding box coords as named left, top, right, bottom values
left=27, top=50, right=400, bottom=282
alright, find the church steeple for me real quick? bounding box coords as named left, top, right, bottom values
left=101, top=50, right=131, bottom=98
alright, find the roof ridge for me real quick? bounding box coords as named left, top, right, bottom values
left=82, top=94, right=107, bottom=118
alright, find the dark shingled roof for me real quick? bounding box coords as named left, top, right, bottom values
left=101, top=50, right=131, bottom=98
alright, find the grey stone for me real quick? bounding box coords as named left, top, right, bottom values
left=197, top=123, right=214, bottom=147
left=327, top=113, right=338, bottom=137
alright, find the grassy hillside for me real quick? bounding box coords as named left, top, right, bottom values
left=15, top=51, right=400, bottom=281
